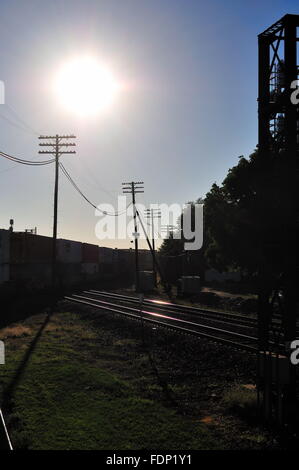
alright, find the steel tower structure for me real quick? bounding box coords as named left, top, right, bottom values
left=257, top=14, right=299, bottom=424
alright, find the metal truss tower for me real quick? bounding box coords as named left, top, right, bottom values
left=258, top=14, right=298, bottom=155
left=257, top=14, right=299, bottom=425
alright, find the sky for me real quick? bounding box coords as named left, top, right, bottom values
left=0, top=0, right=297, bottom=248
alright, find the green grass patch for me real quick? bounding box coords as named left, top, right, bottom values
left=0, top=311, right=218, bottom=450
left=222, top=385, right=257, bottom=419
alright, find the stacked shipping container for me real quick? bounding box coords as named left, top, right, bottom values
left=98, top=246, right=118, bottom=280
left=10, top=232, right=52, bottom=289
left=57, top=239, right=82, bottom=286
left=0, top=230, right=10, bottom=284
left=0, top=229, right=163, bottom=289
left=81, top=243, right=99, bottom=280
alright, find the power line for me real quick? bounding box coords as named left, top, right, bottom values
left=0, top=150, right=55, bottom=165
left=5, top=104, right=41, bottom=136
left=60, top=162, right=131, bottom=216
left=60, top=162, right=98, bottom=209
left=1, top=105, right=121, bottom=199
left=0, top=111, right=35, bottom=135
left=0, top=104, right=41, bottom=137
left=76, top=160, right=120, bottom=201
left=0, top=108, right=40, bottom=136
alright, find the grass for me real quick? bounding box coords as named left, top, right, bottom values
left=222, top=385, right=257, bottom=419
left=0, top=310, right=219, bottom=450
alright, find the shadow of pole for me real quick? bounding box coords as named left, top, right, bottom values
left=1, top=311, right=52, bottom=412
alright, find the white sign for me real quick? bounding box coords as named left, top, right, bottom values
left=0, top=341, right=4, bottom=365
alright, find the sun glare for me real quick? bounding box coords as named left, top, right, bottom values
left=54, top=57, right=120, bottom=116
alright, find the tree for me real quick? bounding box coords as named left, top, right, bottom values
left=160, top=147, right=294, bottom=280
left=204, top=148, right=295, bottom=278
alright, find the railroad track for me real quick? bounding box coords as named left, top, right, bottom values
left=65, top=290, right=291, bottom=353
left=83, top=290, right=296, bottom=336
left=86, top=289, right=258, bottom=328
left=65, top=290, right=259, bottom=352
left=0, top=408, right=13, bottom=450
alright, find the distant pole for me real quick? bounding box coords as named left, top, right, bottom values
left=39, top=134, right=76, bottom=303
left=151, top=209, right=156, bottom=285
left=122, top=181, right=144, bottom=292
left=161, top=224, right=176, bottom=239
left=132, top=183, right=139, bottom=293
left=145, top=208, right=161, bottom=287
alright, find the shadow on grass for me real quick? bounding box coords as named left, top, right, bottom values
left=1, top=311, right=52, bottom=413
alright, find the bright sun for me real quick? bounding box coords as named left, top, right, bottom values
left=54, top=57, right=120, bottom=116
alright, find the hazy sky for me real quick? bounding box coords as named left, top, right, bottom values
left=0, top=0, right=297, bottom=248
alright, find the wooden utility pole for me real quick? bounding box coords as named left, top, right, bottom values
left=122, top=181, right=144, bottom=292
left=39, top=134, right=76, bottom=302
left=144, top=208, right=161, bottom=286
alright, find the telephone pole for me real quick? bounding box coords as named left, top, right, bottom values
left=122, top=181, right=144, bottom=292
left=161, top=224, right=176, bottom=238
left=39, top=134, right=76, bottom=301
left=144, top=208, right=161, bottom=286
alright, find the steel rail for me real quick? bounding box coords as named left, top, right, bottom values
left=87, top=290, right=295, bottom=334
left=64, top=294, right=258, bottom=352
left=73, top=293, right=258, bottom=341
left=74, top=293, right=257, bottom=342
left=86, top=289, right=258, bottom=327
